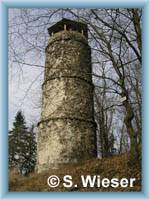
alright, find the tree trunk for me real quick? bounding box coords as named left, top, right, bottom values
left=123, top=101, right=140, bottom=163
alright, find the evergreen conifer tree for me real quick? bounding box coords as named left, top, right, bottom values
left=9, top=111, right=37, bottom=175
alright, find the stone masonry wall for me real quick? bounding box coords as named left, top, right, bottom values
left=37, top=30, right=97, bottom=173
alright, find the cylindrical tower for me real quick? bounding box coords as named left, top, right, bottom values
left=37, top=18, right=97, bottom=173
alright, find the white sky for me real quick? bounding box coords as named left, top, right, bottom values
left=9, top=61, right=44, bottom=129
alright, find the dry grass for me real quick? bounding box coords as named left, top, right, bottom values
left=9, top=153, right=141, bottom=192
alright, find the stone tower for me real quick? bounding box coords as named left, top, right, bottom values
left=37, top=18, right=97, bottom=173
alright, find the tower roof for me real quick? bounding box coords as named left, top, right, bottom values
left=48, top=18, right=88, bottom=38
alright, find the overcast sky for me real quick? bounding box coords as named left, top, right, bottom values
left=8, top=9, right=47, bottom=129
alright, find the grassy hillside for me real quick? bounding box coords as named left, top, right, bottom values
left=9, top=153, right=141, bottom=192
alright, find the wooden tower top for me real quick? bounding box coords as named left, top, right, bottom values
left=48, top=18, right=88, bottom=38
